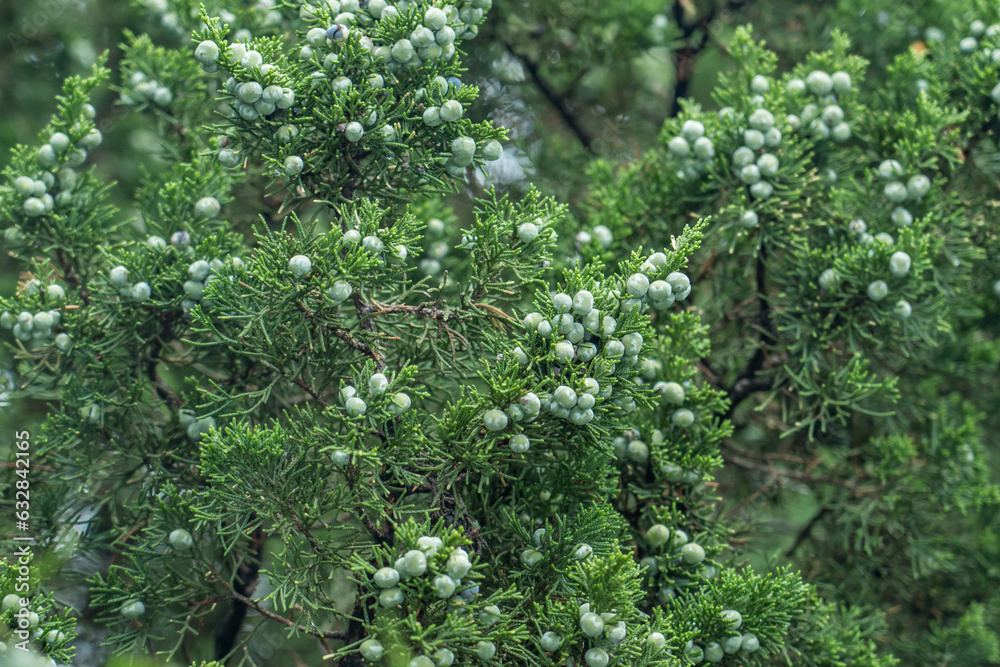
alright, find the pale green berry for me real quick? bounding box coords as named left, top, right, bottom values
left=758, top=153, right=779, bottom=177
left=577, top=342, right=597, bottom=361
left=765, top=126, right=783, bottom=145
left=447, top=550, right=472, bottom=580
left=362, top=235, right=383, bottom=254
left=510, top=434, right=530, bottom=453
left=580, top=612, right=604, bottom=637
left=374, top=567, right=400, bottom=589
left=484, top=409, right=508, bottom=431
left=831, top=70, right=851, bottom=92
left=433, top=574, right=457, bottom=598
left=648, top=632, right=666, bottom=651
left=681, top=542, right=705, bottom=564
left=627, top=273, right=650, bottom=297
left=424, top=6, right=447, bottom=29
left=475, top=640, right=496, bottom=660
left=867, top=280, right=888, bottom=301
left=894, top=300, right=912, bottom=319
left=49, top=132, right=70, bottom=153
left=884, top=181, right=907, bottom=203
left=121, top=600, right=145, bottom=619
left=704, top=642, right=724, bottom=662
left=740, top=164, right=761, bottom=184
left=878, top=159, right=903, bottom=179
left=907, top=174, right=930, bottom=199
left=890, top=207, right=913, bottom=227
left=390, top=392, right=411, bottom=414
left=378, top=587, right=404, bottom=607
left=732, top=146, right=755, bottom=168
left=451, top=136, right=476, bottom=161
left=166, top=528, right=194, bottom=551
left=626, top=440, right=648, bottom=463
left=195, top=197, right=221, bottom=218
left=554, top=385, right=577, bottom=408
left=622, top=332, right=643, bottom=355
left=831, top=122, right=852, bottom=141
left=607, top=621, right=627, bottom=643
left=680, top=119, right=704, bottom=141
left=584, top=648, right=609, bottom=667
left=722, top=609, right=743, bottom=630
left=520, top=392, right=541, bottom=414
left=647, top=524, right=669, bottom=547
left=740, top=211, right=759, bottom=228
left=440, top=99, right=464, bottom=123
left=575, top=543, right=593, bottom=559
left=819, top=268, right=840, bottom=290
left=517, top=222, right=538, bottom=243
left=889, top=251, right=911, bottom=277
left=672, top=408, right=695, bottom=427
left=360, top=639, right=384, bottom=661
left=328, top=281, right=352, bottom=303
left=188, top=260, right=210, bottom=282
left=434, top=648, right=455, bottom=666
left=2, top=594, right=21, bottom=612
left=743, top=129, right=765, bottom=150
left=366, top=373, right=388, bottom=395
left=37, top=144, right=57, bottom=167
left=749, top=108, right=774, bottom=131
left=345, top=122, right=364, bottom=142
left=346, top=396, right=367, bottom=416
left=284, top=156, right=304, bottom=176
left=806, top=70, right=833, bottom=95
left=668, top=136, right=690, bottom=156
left=540, top=631, right=562, bottom=651
left=722, top=635, right=743, bottom=654
left=576, top=394, right=595, bottom=410
left=289, top=254, right=312, bottom=277
left=741, top=633, right=760, bottom=652
left=750, top=74, right=769, bottom=93
left=409, top=658, right=434, bottom=667
left=521, top=548, right=543, bottom=567
left=482, top=140, right=503, bottom=161
left=480, top=605, right=501, bottom=626
left=131, top=282, right=151, bottom=302
left=423, top=106, right=442, bottom=126
left=661, top=381, right=685, bottom=404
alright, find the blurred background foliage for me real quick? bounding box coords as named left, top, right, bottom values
left=1, top=0, right=998, bottom=664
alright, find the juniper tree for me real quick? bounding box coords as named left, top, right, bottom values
left=1, top=1, right=1000, bottom=667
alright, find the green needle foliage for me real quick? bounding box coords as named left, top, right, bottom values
left=0, top=1, right=999, bottom=667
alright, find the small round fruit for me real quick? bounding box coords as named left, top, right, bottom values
left=681, top=542, right=706, bottom=564
left=806, top=70, right=833, bottom=95
left=584, top=648, right=609, bottom=667
left=121, top=600, right=145, bottom=619
left=877, top=159, right=903, bottom=179
left=284, top=156, right=304, bottom=176
left=289, top=254, right=312, bottom=277
left=832, top=71, right=852, bottom=92
left=741, top=633, right=760, bottom=653
left=539, top=631, right=562, bottom=651
left=517, top=222, right=538, bottom=243
left=668, top=136, right=690, bottom=156
left=110, top=265, right=130, bottom=287
left=721, top=609, right=742, bottom=630
left=484, top=409, right=508, bottom=431
left=648, top=632, right=666, bottom=651
left=889, top=251, right=911, bottom=277
left=433, top=575, right=457, bottom=598
left=345, top=122, right=364, bottom=142
left=360, top=639, right=384, bottom=661
left=867, top=280, right=888, bottom=302
left=169, top=528, right=194, bottom=550
left=893, top=300, right=912, bottom=319
left=378, top=587, right=404, bottom=607
left=819, top=268, right=840, bottom=290
left=195, top=197, right=221, bottom=218
left=440, top=99, right=463, bottom=122
left=345, top=396, right=367, bottom=416
left=434, top=648, right=456, bottom=666
left=482, top=140, right=503, bottom=161
left=54, top=333, right=72, bottom=351
left=510, top=434, right=530, bottom=453
left=131, top=282, right=151, bottom=302
left=374, top=567, right=400, bottom=588
left=328, top=281, right=352, bottom=303
left=580, top=611, right=604, bottom=637
left=480, top=605, right=501, bottom=626
left=672, top=408, right=695, bottom=427
left=646, top=524, right=669, bottom=547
